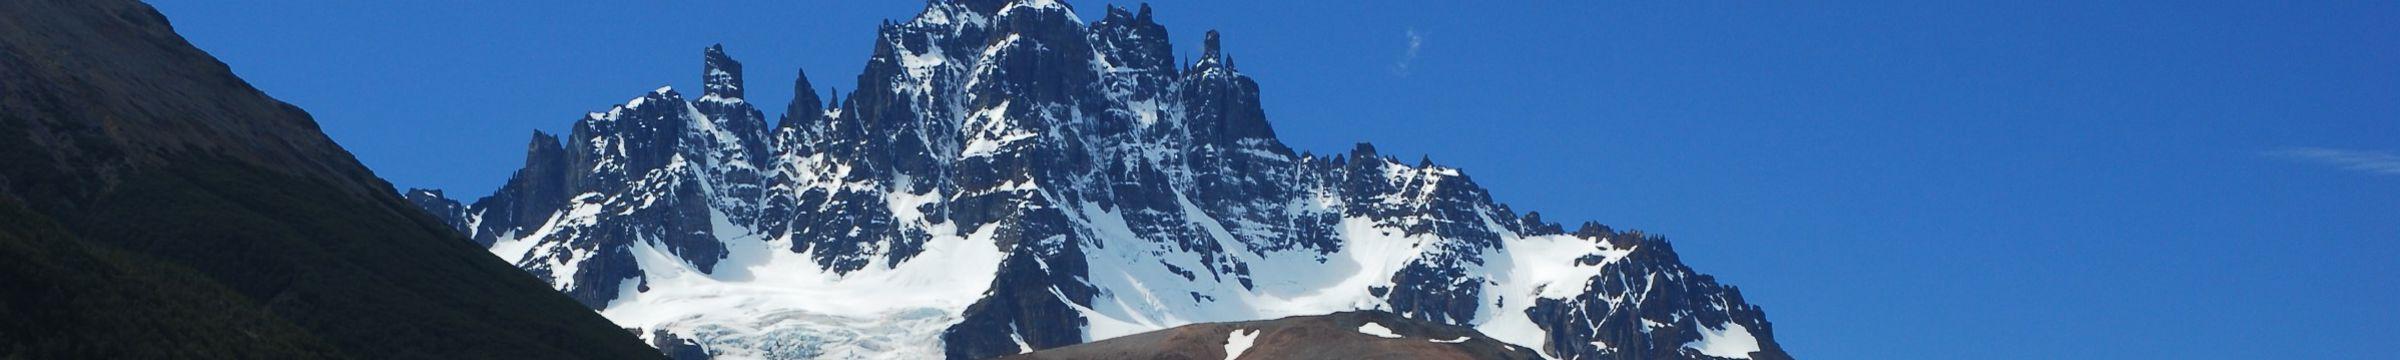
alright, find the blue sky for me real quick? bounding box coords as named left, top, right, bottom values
left=149, top=1, right=2398, bottom=358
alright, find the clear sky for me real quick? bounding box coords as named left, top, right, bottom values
left=148, top=1, right=2397, bottom=358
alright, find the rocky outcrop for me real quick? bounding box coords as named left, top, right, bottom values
left=404, top=188, right=470, bottom=235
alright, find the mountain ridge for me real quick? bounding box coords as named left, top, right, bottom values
left=411, top=1, right=1793, bottom=359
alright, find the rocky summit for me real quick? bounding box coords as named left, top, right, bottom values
left=410, top=1, right=1793, bottom=359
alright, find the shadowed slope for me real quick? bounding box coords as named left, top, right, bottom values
left=0, top=0, right=659, bottom=358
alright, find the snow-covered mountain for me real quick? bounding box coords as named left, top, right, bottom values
left=410, top=2, right=1792, bottom=359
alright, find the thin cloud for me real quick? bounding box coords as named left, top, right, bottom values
left=1393, top=28, right=1423, bottom=76
left=2266, top=147, right=2400, bottom=176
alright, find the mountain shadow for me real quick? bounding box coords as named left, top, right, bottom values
left=0, top=0, right=660, bottom=358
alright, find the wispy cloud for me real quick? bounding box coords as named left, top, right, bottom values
left=1392, top=28, right=1424, bottom=77
left=2266, top=147, right=2400, bottom=176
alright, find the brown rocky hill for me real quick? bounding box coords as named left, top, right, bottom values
left=1003, top=311, right=1543, bottom=360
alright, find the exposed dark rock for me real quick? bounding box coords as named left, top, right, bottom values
left=404, top=188, right=469, bottom=235
left=651, top=329, right=714, bottom=360
left=462, top=131, right=571, bottom=248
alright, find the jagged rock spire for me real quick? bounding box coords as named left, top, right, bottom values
left=780, top=68, right=822, bottom=129
left=525, top=130, right=562, bottom=160
left=1202, top=30, right=1223, bottom=61
left=694, top=44, right=774, bottom=166
left=702, top=44, right=743, bottom=99
left=1101, top=3, right=1155, bottom=23
left=792, top=68, right=820, bottom=111
left=1094, top=2, right=1174, bottom=74
left=1192, top=29, right=1242, bottom=72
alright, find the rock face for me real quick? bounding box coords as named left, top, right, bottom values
left=416, top=1, right=1792, bottom=359
left=0, top=0, right=661, bottom=358
left=405, top=188, right=470, bottom=235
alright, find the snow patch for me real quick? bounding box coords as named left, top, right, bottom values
left=1683, top=321, right=1762, bottom=359
left=1474, top=228, right=1637, bottom=350
left=1356, top=322, right=1402, bottom=339
left=1222, top=328, right=1260, bottom=360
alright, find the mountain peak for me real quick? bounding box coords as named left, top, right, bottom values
left=1203, top=29, right=1223, bottom=59
left=702, top=44, right=744, bottom=99
left=595, top=86, right=682, bottom=119
left=929, top=0, right=1042, bottom=17
left=1101, top=3, right=1155, bottom=24
left=959, top=0, right=1009, bottom=10
left=1195, top=29, right=1240, bottom=72
left=999, top=0, right=1072, bottom=13
left=1092, top=3, right=1173, bottom=73
left=524, top=130, right=562, bottom=157
left=781, top=68, right=823, bottom=129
